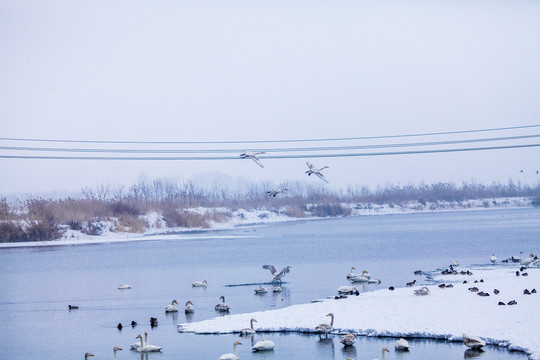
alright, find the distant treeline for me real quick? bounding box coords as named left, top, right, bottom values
left=1, top=179, right=538, bottom=243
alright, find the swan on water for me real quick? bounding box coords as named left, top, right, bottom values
left=521, top=253, right=535, bottom=267
left=215, top=296, right=230, bottom=312
left=118, top=284, right=131, bottom=289
left=219, top=340, right=242, bottom=360
left=305, top=161, right=330, bottom=183
left=185, top=300, right=194, bottom=313
left=272, top=286, right=282, bottom=293
left=254, top=286, right=268, bottom=294
left=346, top=267, right=358, bottom=279
left=374, top=347, right=390, bottom=360
left=490, top=253, right=497, bottom=264
left=395, top=338, right=410, bottom=350
left=315, top=313, right=334, bottom=338
left=240, top=151, right=265, bottom=168
left=165, top=299, right=179, bottom=312
left=252, top=339, right=275, bottom=351
left=463, top=334, right=486, bottom=349
left=340, top=333, right=356, bottom=346
left=84, top=353, right=94, bottom=360
left=240, top=318, right=257, bottom=335
left=134, top=333, right=162, bottom=352
left=192, top=280, right=208, bottom=287
left=262, top=265, right=291, bottom=283
left=112, top=347, right=122, bottom=360
left=414, top=287, right=430, bottom=296
left=349, top=270, right=371, bottom=283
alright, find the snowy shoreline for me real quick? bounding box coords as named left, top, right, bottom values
left=0, top=197, right=534, bottom=248
left=178, top=265, right=540, bottom=359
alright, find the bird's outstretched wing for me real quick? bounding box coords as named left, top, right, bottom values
left=306, top=162, right=316, bottom=171
left=262, top=265, right=277, bottom=275
left=315, top=172, right=329, bottom=183
left=280, top=266, right=291, bottom=275
left=250, top=156, right=264, bottom=168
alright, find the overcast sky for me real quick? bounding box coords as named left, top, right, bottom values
left=1, top=0, right=539, bottom=196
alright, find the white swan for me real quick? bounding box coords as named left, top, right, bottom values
left=192, top=280, right=208, bottom=287
left=262, top=265, right=291, bottom=283
left=252, top=339, right=275, bottom=351
left=521, top=253, right=535, bottom=267
left=165, top=299, right=179, bottom=312
left=219, top=340, right=242, bottom=360
left=451, top=260, right=459, bottom=267
left=337, top=285, right=359, bottom=295
left=315, top=313, right=334, bottom=338
left=395, top=338, right=410, bottom=350
left=254, top=286, right=268, bottom=294
left=305, top=161, right=330, bottom=183
left=414, top=287, right=430, bottom=296
left=118, top=284, right=131, bottom=289
left=349, top=270, right=371, bottom=283
left=240, top=318, right=257, bottom=335
left=240, top=151, right=265, bottom=168
left=490, top=253, right=497, bottom=264
left=373, top=347, right=390, bottom=360
left=266, top=188, right=288, bottom=197
left=346, top=266, right=358, bottom=279
left=463, top=333, right=486, bottom=349
left=84, top=353, right=94, bottom=360
left=215, top=296, right=230, bottom=312
left=112, top=347, right=122, bottom=360
left=185, top=300, right=194, bottom=313
left=340, top=333, right=356, bottom=346
left=272, top=286, right=282, bottom=293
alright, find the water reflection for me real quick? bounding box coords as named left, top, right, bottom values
left=317, top=337, right=335, bottom=358
left=464, top=348, right=485, bottom=358
left=341, top=344, right=357, bottom=358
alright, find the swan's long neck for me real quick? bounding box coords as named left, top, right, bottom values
left=222, top=297, right=226, bottom=303
left=145, top=333, right=148, bottom=346
left=139, top=337, right=144, bottom=348
left=350, top=267, right=355, bottom=273
left=233, top=343, right=238, bottom=355
left=330, top=314, right=334, bottom=327
left=113, top=350, right=117, bottom=360
left=382, top=349, right=386, bottom=360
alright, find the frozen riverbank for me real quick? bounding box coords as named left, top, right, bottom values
left=178, top=264, right=540, bottom=359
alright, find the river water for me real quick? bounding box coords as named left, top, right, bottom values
left=1, top=208, right=538, bottom=359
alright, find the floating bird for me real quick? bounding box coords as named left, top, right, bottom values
left=498, top=301, right=506, bottom=305
left=494, top=289, right=500, bottom=295
left=219, top=340, right=242, bottom=360
left=524, top=289, right=531, bottom=295
left=266, top=188, right=288, bottom=197
left=150, top=317, right=158, bottom=327
left=346, top=266, right=358, bottom=279
left=340, top=333, right=356, bottom=346
left=165, top=300, right=179, bottom=312
left=414, top=270, right=422, bottom=275
left=112, top=347, right=122, bottom=360
left=406, top=280, right=416, bottom=287
left=240, top=151, right=266, bottom=168
left=315, top=313, right=334, bottom=338
left=131, top=320, right=137, bottom=327
left=254, top=286, right=268, bottom=294
left=477, top=291, right=489, bottom=297
left=192, top=280, right=208, bottom=287
left=134, top=333, right=162, bottom=352
left=215, top=296, right=230, bottom=312
left=118, top=284, right=131, bottom=289
left=508, top=300, right=517, bottom=305
left=349, top=270, right=371, bottom=283
left=374, top=347, right=390, bottom=360
left=272, top=286, right=282, bottom=293
left=414, top=287, right=430, bottom=296
left=395, top=338, right=410, bottom=350
left=117, top=323, right=123, bottom=330
left=240, top=318, right=257, bottom=336
left=251, top=339, right=274, bottom=351
left=389, top=286, right=395, bottom=291
left=68, top=305, right=79, bottom=310
left=262, top=265, right=291, bottom=283
left=305, top=161, right=329, bottom=183
left=185, top=301, right=194, bottom=313
left=463, top=334, right=486, bottom=349
left=490, top=253, right=496, bottom=264
left=521, top=253, right=535, bottom=267
left=84, top=353, right=94, bottom=360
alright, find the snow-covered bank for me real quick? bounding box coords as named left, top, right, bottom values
left=178, top=265, right=540, bottom=359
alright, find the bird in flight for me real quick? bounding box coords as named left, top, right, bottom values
left=266, top=188, right=288, bottom=197
left=305, top=162, right=329, bottom=183
left=262, top=265, right=291, bottom=283
left=240, top=151, right=266, bottom=168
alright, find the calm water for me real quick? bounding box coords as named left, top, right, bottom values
left=1, top=208, right=538, bottom=359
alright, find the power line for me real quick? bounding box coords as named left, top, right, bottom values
left=1, top=143, right=538, bottom=160
left=0, top=124, right=538, bottom=145
left=0, top=134, right=538, bottom=154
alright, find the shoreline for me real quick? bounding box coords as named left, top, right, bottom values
left=0, top=198, right=535, bottom=248
left=178, top=264, right=539, bottom=359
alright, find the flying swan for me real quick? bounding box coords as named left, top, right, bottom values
left=240, top=151, right=265, bottom=168
left=305, top=162, right=329, bottom=183
left=262, top=265, right=291, bottom=283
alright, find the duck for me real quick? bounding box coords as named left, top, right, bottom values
left=219, top=340, right=242, bottom=360
left=185, top=300, right=194, bottom=313
left=165, top=300, right=179, bottom=312
left=315, top=313, right=334, bottom=338
left=374, top=347, right=390, bottom=360
left=118, top=284, right=131, bottom=289
left=239, top=151, right=266, bottom=168
left=68, top=305, right=79, bottom=310
left=251, top=339, right=275, bottom=351
left=112, top=347, right=122, bottom=360
left=84, top=353, right=94, bottom=360
left=406, top=280, right=416, bottom=287
left=240, top=318, right=257, bottom=335
left=340, top=333, right=356, bottom=346
left=414, top=287, right=430, bottom=296
left=117, top=323, right=123, bottom=330
left=490, top=253, right=496, bottom=264
left=131, top=320, right=137, bottom=327
left=346, top=266, right=358, bottom=279
left=463, top=334, right=486, bottom=349
left=337, top=286, right=359, bottom=295
left=305, top=161, right=330, bottom=183
left=395, top=338, right=409, bottom=350
left=254, top=286, right=268, bottom=294
left=192, top=280, right=208, bottom=287
left=262, top=265, right=291, bottom=283
left=215, top=296, right=230, bottom=312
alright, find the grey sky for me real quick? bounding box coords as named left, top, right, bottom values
left=1, top=0, right=539, bottom=195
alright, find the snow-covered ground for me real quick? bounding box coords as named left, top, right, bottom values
left=0, top=197, right=533, bottom=248
left=178, top=265, right=540, bottom=359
